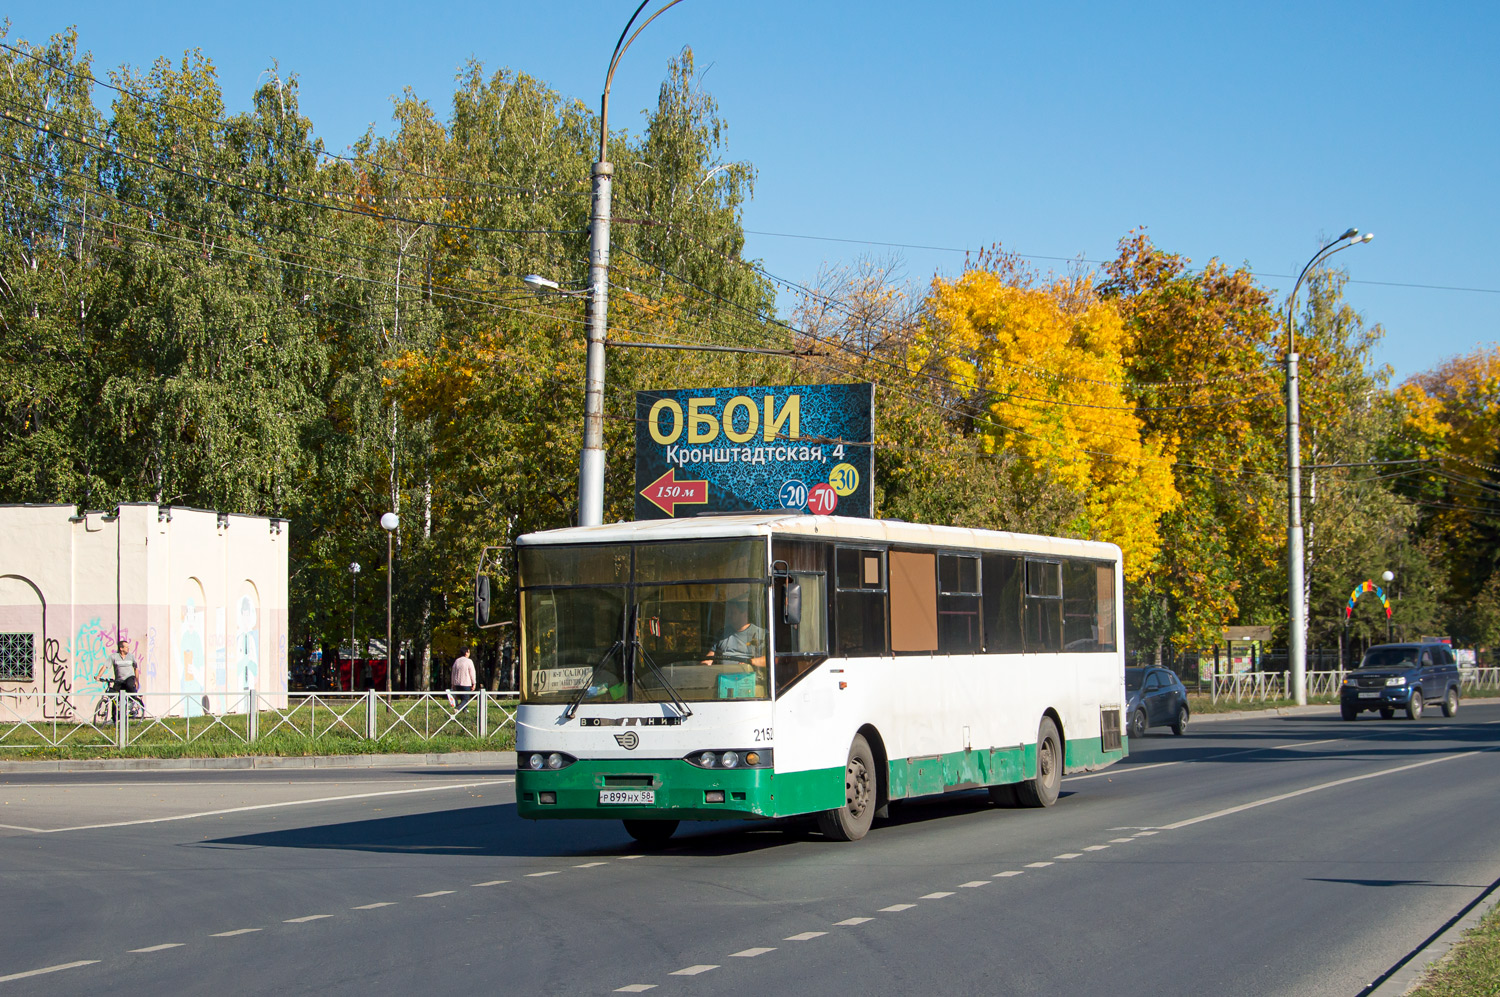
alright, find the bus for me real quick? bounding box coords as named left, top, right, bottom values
left=512, top=512, right=1126, bottom=843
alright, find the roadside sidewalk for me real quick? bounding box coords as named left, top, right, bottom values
left=0, top=750, right=516, bottom=774
left=1192, top=695, right=1500, bottom=724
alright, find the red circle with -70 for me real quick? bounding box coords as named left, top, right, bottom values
left=807, top=482, right=838, bottom=515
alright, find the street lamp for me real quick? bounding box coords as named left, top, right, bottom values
left=348, top=561, right=361, bottom=693
left=1382, top=569, right=1395, bottom=642
left=1286, top=227, right=1374, bottom=705
left=577, top=0, right=687, bottom=527
left=381, top=512, right=399, bottom=693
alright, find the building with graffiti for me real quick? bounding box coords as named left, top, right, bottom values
left=0, top=503, right=288, bottom=721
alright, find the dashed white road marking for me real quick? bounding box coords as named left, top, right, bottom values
left=284, top=915, right=332, bottom=923
left=1026, top=861, right=1053, bottom=868
left=1109, top=838, right=1136, bottom=843
left=835, top=917, right=873, bottom=926
left=879, top=903, right=916, bottom=912
left=669, top=965, right=718, bottom=976
left=211, top=928, right=261, bottom=937
left=618, top=855, right=644, bottom=860
left=730, top=947, right=776, bottom=958
left=614, top=985, right=656, bottom=993
left=994, top=870, right=1024, bottom=878
left=1133, top=831, right=1158, bottom=837
left=1084, top=845, right=1110, bottom=852
left=0, top=961, right=99, bottom=984
left=353, top=902, right=395, bottom=910
left=472, top=880, right=509, bottom=887
left=415, top=891, right=454, bottom=898
left=525, top=871, right=561, bottom=878
left=959, top=881, right=990, bottom=888
left=128, top=943, right=184, bottom=953
left=1055, top=853, right=1082, bottom=859
left=786, top=931, right=826, bottom=941
left=574, top=861, right=608, bottom=868
left=921, top=892, right=954, bottom=899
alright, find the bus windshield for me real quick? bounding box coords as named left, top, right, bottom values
left=520, top=539, right=769, bottom=706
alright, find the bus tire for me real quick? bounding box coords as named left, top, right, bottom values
left=816, top=733, right=877, bottom=841
left=988, top=783, right=1021, bottom=807
left=1015, top=717, right=1062, bottom=809
left=622, top=819, right=678, bottom=845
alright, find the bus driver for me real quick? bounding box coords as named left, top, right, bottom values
left=701, top=599, right=765, bottom=669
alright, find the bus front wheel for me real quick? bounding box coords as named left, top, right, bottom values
left=816, top=733, right=877, bottom=841
left=1016, top=717, right=1062, bottom=808
left=622, top=819, right=678, bottom=845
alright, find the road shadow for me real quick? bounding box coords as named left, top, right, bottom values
left=1307, top=878, right=1481, bottom=889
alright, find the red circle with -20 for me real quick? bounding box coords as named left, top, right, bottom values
left=807, top=482, right=838, bottom=515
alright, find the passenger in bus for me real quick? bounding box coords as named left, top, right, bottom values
left=701, top=599, right=766, bottom=669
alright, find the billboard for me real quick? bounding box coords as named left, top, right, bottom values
left=634, top=383, right=874, bottom=520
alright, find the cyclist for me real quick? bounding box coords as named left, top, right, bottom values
left=107, top=639, right=146, bottom=717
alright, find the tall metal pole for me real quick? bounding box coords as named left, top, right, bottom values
left=578, top=0, right=686, bottom=527
left=386, top=530, right=393, bottom=693
left=349, top=562, right=360, bottom=693
left=1286, top=229, right=1373, bottom=706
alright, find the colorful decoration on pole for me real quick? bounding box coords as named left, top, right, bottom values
left=1344, top=580, right=1392, bottom=619
left=635, top=383, right=875, bottom=519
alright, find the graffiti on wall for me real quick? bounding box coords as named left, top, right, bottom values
left=178, top=581, right=206, bottom=717
left=236, top=585, right=260, bottom=695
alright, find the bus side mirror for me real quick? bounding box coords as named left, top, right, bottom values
left=783, top=578, right=802, bottom=627
left=475, top=574, right=491, bottom=628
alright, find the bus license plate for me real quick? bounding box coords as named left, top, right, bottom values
left=600, top=790, right=655, bottom=805
left=1358, top=692, right=1381, bottom=698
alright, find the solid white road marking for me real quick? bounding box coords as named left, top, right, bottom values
left=471, top=880, right=509, bottom=887
left=128, top=943, right=184, bottom=953
left=415, top=891, right=454, bottom=898
left=835, top=917, right=872, bottom=926
left=0, top=823, right=44, bottom=833
left=921, top=892, right=955, bottom=899
left=0, top=961, right=99, bottom=983
left=352, top=902, right=395, bottom=909
left=669, top=965, right=718, bottom=976
left=879, top=903, right=916, bottom=912
left=1084, top=845, right=1111, bottom=851
left=614, top=986, right=656, bottom=993
left=211, top=928, right=261, bottom=937
left=959, top=881, right=990, bottom=888
left=994, top=870, right=1024, bottom=877
left=34, top=779, right=513, bottom=833
left=284, top=915, right=332, bottom=923
left=731, top=948, right=776, bottom=957
left=785, top=931, right=826, bottom=941
left=1064, top=736, right=1348, bottom=783
left=1160, top=751, right=1481, bottom=831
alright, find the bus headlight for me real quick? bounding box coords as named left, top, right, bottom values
left=684, top=749, right=773, bottom=769
left=547, top=753, right=564, bottom=770
left=521, top=752, right=577, bottom=771
left=528, top=753, right=544, bottom=770
left=698, top=751, right=716, bottom=768
left=720, top=751, right=739, bottom=768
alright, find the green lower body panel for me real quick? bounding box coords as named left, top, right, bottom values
left=887, top=737, right=1124, bottom=800
left=1066, top=735, right=1126, bottom=771
left=518, top=758, right=845, bottom=821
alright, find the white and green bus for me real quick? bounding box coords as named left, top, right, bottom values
left=514, top=513, right=1126, bottom=843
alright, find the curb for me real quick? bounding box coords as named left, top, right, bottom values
left=0, top=751, right=516, bottom=774
left=1364, top=873, right=1500, bottom=996
left=1190, top=695, right=1500, bottom=724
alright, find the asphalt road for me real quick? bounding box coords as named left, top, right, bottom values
left=2, top=704, right=1499, bottom=996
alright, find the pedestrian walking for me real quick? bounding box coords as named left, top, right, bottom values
left=450, top=647, right=476, bottom=710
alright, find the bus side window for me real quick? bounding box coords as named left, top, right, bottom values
left=890, top=550, right=938, bottom=653
left=1063, top=560, right=1097, bottom=650
left=1095, top=563, right=1117, bottom=652
left=982, top=553, right=1023, bottom=653
left=1023, top=559, right=1063, bottom=652
left=938, top=553, right=981, bottom=653
left=834, top=547, right=887, bottom=657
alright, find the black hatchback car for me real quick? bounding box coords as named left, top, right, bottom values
left=1125, top=667, right=1189, bottom=737
left=1340, top=642, right=1462, bottom=721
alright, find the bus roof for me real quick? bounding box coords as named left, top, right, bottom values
left=516, top=513, right=1121, bottom=562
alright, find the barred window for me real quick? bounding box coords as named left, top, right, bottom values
left=0, top=632, right=34, bottom=681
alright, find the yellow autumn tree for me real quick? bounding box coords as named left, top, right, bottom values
left=917, top=268, right=1180, bottom=579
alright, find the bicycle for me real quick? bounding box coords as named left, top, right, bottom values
left=92, top=677, right=148, bottom=724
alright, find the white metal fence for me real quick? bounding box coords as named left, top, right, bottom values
left=1208, top=668, right=1500, bottom=703
left=0, top=690, right=518, bottom=750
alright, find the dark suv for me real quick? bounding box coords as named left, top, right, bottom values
left=1340, top=642, right=1462, bottom=721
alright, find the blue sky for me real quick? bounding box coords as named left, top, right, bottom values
left=9, top=1, right=1498, bottom=381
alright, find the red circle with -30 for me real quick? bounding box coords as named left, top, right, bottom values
left=807, top=482, right=838, bottom=515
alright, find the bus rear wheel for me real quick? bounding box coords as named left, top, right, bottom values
left=816, top=733, right=876, bottom=841
left=622, top=819, right=678, bottom=845
left=1015, top=717, right=1062, bottom=808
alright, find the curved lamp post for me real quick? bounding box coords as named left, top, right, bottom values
left=577, top=0, right=687, bottom=527
left=381, top=512, right=399, bottom=693
left=348, top=561, right=361, bottom=692
left=1286, top=228, right=1374, bottom=705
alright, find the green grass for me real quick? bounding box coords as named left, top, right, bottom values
left=1186, top=692, right=1341, bottom=714
left=1409, top=899, right=1500, bottom=997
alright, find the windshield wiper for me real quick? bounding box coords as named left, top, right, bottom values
left=632, top=641, right=694, bottom=719
left=563, top=640, right=624, bottom=720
